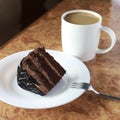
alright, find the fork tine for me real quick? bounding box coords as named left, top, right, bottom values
left=69, top=82, right=90, bottom=90
left=69, top=82, right=84, bottom=89
left=70, top=83, right=83, bottom=88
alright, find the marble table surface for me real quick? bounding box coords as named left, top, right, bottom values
left=0, top=0, right=120, bottom=119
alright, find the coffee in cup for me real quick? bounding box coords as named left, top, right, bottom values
left=64, top=12, right=99, bottom=25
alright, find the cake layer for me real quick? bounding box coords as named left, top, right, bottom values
left=17, top=47, right=66, bottom=95
left=34, top=48, right=66, bottom=77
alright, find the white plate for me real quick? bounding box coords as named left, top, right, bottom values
left=0, top=50, right=90, bottom=109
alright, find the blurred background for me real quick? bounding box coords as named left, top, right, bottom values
left=0, top=0, right=61, bottom=47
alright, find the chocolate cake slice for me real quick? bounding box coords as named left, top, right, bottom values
left=17, top=47, right=66, bottom=96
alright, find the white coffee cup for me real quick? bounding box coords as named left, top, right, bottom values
left=61, top=10, right=116, bottom=62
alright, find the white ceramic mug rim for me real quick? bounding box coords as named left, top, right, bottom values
left=62, top=10, right=102, bottom=26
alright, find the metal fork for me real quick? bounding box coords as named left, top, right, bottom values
left=70, top=82, right=120, bottom=100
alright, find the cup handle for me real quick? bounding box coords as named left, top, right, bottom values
left=97, top=26, right=116, bottom=54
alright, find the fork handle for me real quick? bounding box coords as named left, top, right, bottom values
left=99, top=93, right=120, bottom=100
left=89, top=85, right=120, bottom=100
